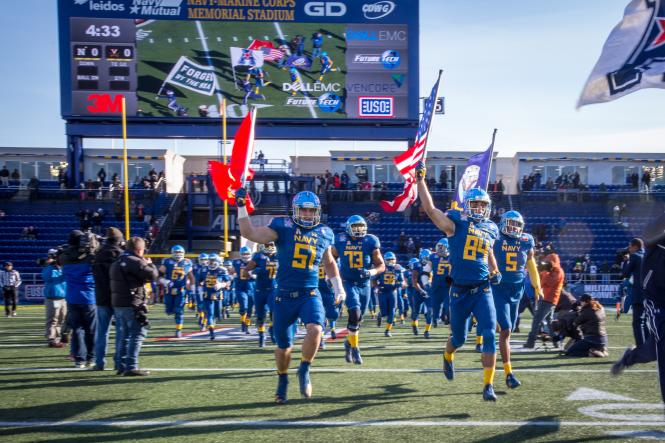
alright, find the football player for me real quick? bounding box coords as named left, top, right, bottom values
left=247, top=66, right=270, bottom=96
left=416, top=162, right=502, bottom=401
left=376, top=251, right=403, bottom=337
left=236, top=189, right=345, bottom=404
left=288, top=68, right=303, bottom=97
left=318, top=260, right=342, bottom=349
left=201, top=254, right=231, bottom=341
left=410, top=249, right=434, bottom=338
left=246, top=242, right=278, bottom=347
left=159, top=245, right=195, bottom=338
left=311, top=32, right=324, bottom=59
left=331, top=215, right=385, bottom=365
left=318, top=52, right=337, bottom=82
left=230, top=246, right=256, bottom=333
left=194, top=253, right=209, bottom=330
left=493, top=211, right=543, bottom=389
left=430, top=239, right=452, bottom=326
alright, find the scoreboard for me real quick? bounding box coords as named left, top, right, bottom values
left=57, top=0, right=419, bottom=128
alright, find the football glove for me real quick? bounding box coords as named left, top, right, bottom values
left=489, top=271, right=502, bottom=285
left=359, top=269, right=372, bottom=279
left=235, top=187, right=247, bottom=207
left=415, top=161, right=426, bottom=181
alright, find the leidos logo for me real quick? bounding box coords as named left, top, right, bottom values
left=74, top=0, right=126, bottom=11
left=362, top=1, right=396, bottom=20
left=86, top=93, right=124, bottom=114
left=304, top=1, right=347, bottom=17
left=317, top=93, right=343, bottom=113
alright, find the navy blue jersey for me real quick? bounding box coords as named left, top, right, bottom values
left=377, top=265, right=403, bottom=291
left=252, top=252, right=277, bottom=290
left=268, top=216, right=335, bottom=291
left=446, top=210, right=499, bottom=286
left=232, top=259, right=255, bottom=292
left=411, top=261, right=432, bottom=289
left=202, top=268, right=229, bottom=298
left=162, top=258, right=193, bottom=288
left=493, top=232, right=534, bottom=284
left=404, top=268, right=415, bottom=288
left=335, top=233, right=380, bottom=284
left=430, top=253, right=452, bottom=289
left=193, top=264, right=207, bottom=285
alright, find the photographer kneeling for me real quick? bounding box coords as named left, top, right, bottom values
left=110, top=237, right=158, bottom=376
left=564, top=294, right=608, bottom=358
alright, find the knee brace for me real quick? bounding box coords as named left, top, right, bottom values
left=481, top=328, right=497, bottom=354
left=347, top=308, right=362, bottom=331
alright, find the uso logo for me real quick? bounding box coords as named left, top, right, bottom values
left=318, top=93, right=343, bottom=112
left=381, top=50, right=401, bottom=69
left=358, top=96, right=394, bottom=118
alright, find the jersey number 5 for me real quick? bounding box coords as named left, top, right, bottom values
left=463, top=236, right=489, bottom=262
left=505, top=252, right=518, bottom=272
left=292, top=243, right=316, bottom=270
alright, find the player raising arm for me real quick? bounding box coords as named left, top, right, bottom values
left=416, top=161, right=502, bottom=401
left=236, top=188, right=345, bottom=404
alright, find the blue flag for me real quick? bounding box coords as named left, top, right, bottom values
left=454, top=132, right=495, bottom=206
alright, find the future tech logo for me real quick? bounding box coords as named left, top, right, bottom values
left=381, top=50, right=401, bottom=70
left=317, top=93, right=343, bottom=113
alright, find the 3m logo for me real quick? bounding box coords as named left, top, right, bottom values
left=86, top=93, right=124, bottom=113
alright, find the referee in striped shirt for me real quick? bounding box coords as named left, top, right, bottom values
left=1, top=262, right=22, bottom=317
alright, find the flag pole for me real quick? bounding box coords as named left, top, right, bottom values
left=221, top=98, right=229, bottom=258
left=421, top=69, right=444, bottom=161
left=239, top=107, right=257, bottom=187
left=121, top=96, right=130, bottom=240
left=485, top=128, right=498, bottom=190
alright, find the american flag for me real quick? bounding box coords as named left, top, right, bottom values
left=247, top=40, right=284, bottom=62
left=380, top=72, right=442, bottom=213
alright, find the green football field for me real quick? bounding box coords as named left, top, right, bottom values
left=136, top=20, right=347, bottom=119
left=0, top=305, right=662, bottom=442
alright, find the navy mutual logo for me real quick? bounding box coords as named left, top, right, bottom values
left=362, top=1, right=396, bottom=20
left=381, top=50, right=401, bottom=69
left=318, top=93, right=343, bottom=112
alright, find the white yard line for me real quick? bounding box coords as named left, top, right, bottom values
left=195, top=20, right=224, bottom=104
left=0, top=419, right=663, bottom=428
left=273, top=21, right=318, bottom=118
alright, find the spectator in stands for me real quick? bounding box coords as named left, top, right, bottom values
left=42, top=249, right=67, bottom=348
left=111, top=173, right=119, bottom=183
left=10, top=169, right=19, bottom=181
left=97, top=168, right=107, bottom=183
left=333, top=173, right=341, bottom=189
left=642, top=170, right=652, bottom=192
left=94, top=179, right=103, bottom=200
left=58, top=169, right=67, bottom=189
left=406, top=237, right=415, bottom=254
left=198, top=178, right=205, bottom=193
left=27, top=177, right=39, bottom=201
left=79, top=183, right=86, bottom=201
left=564, top=294, right=608, bottom=357
left=77, top=209, right=92, bottom=231
left=439, top=169, right=448, bottom=190
left=1, top=262, right=21, bottom=317
left=0, top=165, right=9, bottom=187
left=110, top=236, right=158, bottom=376
left=534, top=170, right=542, bottom=189
left=315, top=176, right=325, bottom=194
left=623, top=238, right=646, bottom=346
left=60, top=230, right=99, bottom=368
left=20, top=226, right=38, bottom=240
left=136, top=203, right=145, bottom=221
left=92, top=227, right=125, bottom=371
left=631, top=172, right=639, bottom=189
left=114, top=200, right=123, bottom=221
left=340, top=171, right=349, bottom=190
left=524, top=253, right=565, bottom=348
left=92, top=209, right=104, bottom=235
left=398, top=231, right=407, bottom=253
left=613, top=205, right=621, bottom=224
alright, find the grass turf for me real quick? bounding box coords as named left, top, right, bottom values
left=0, top=304, right=661, bottom=442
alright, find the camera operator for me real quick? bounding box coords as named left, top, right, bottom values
left=564, top=294, right=608, bottom=357
left=60, top=230, right=99, bottom=368
left=524, top=253, right=565, bottom=348
left=41, top=249, right=67, bottom=348
left=91, top=227, right=125, bottom=371
left=110, top=237, right=158, bottom=376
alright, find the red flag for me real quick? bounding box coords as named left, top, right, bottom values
left=379, top=176, right=417, bottom=213
left=209, top=109, right=257, bottom=212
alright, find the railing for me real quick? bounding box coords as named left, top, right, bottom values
left=148, top=186, right=186, bottom=253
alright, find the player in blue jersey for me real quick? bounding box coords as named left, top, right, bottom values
left=311, top=32, right=324, bottom=59
left=201, top=254, right=231, bottom=341
left=230, top=246, right=256, bottom=333
left=331, top=215, right=385, bottom=365
left=410, top=249, right=434, bottom=338
left=288, top=68, right=303, bottom=96
left=318, top=52, right=337, bottom=82
left=416, top=163, right=502, bottom=401
left=318, top=261, right=342, bottom=349
left=236, top=189, right=346, bottom=404
left=397, top=261, right=411, bottom=323
left=430, top=239, right=453, bottom=327
left=159, top=245, right=195, bottom=338
left=194, top=253, right=209, bottom=330
left=375, top=252, right=404, bottom=337
left=246, top=242, right=278, bottom=347
left=493, top=211, right=543, bottom=389
left=247, top=66, right=270, bottom=96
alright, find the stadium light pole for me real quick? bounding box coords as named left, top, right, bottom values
left=121, top=96, right=131, bottom=240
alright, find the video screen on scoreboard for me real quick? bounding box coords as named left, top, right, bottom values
left=64, top=8, right=415, bottom=121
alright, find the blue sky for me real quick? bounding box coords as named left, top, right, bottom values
left=0, top=0, right=662, bottom=158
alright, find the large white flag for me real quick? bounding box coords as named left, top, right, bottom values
left=229, top=47, right=265, bottom=68
left=578, top=0, right=665, bottom=108
left=164, top=56, right=218, bottom=96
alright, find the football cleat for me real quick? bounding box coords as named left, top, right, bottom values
left=611, top=347, right=633, bottom=376
left=259, top=333, right=266, bottom=348
left=377, top=317, right=382, bottom=327
left=241, top=322, right=247, bottom=333
left=344, top=340, right=353, bottom=363
left=506, top=373, right=521, bottom=389
left=297, top=363, right=313, bottom=398
left=318, top=336, right=326, bottom=350
left=412, top=325, right=419, bottom=336
left=475, top=343, right=482, bottom=353
left=483, top=384, right=497, bottom=401
left=351, top=347, right=363, bottom=365
left=443, top=357, right=455, bottom=381
left=175, top=330, right=182, bottom=339
left=330, top=329, right=337, bottom=340
left=424, top=330, right=431, bottom=339
left=275, top=375, right=288, bottom=404
left=384, top=329, right=392, bottom=338
left=209, top=329, right=215, bottom=341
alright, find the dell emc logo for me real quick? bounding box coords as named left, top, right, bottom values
left=304, top=1, right=347, bottom=17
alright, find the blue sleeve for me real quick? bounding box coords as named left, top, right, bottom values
left=447, top=209, right=462, bottom=226
left=525, top=234, right=535, bottom=250
left=368, top=234, right=380, bottom=250
left=251, top=253, right=262, bottom=263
